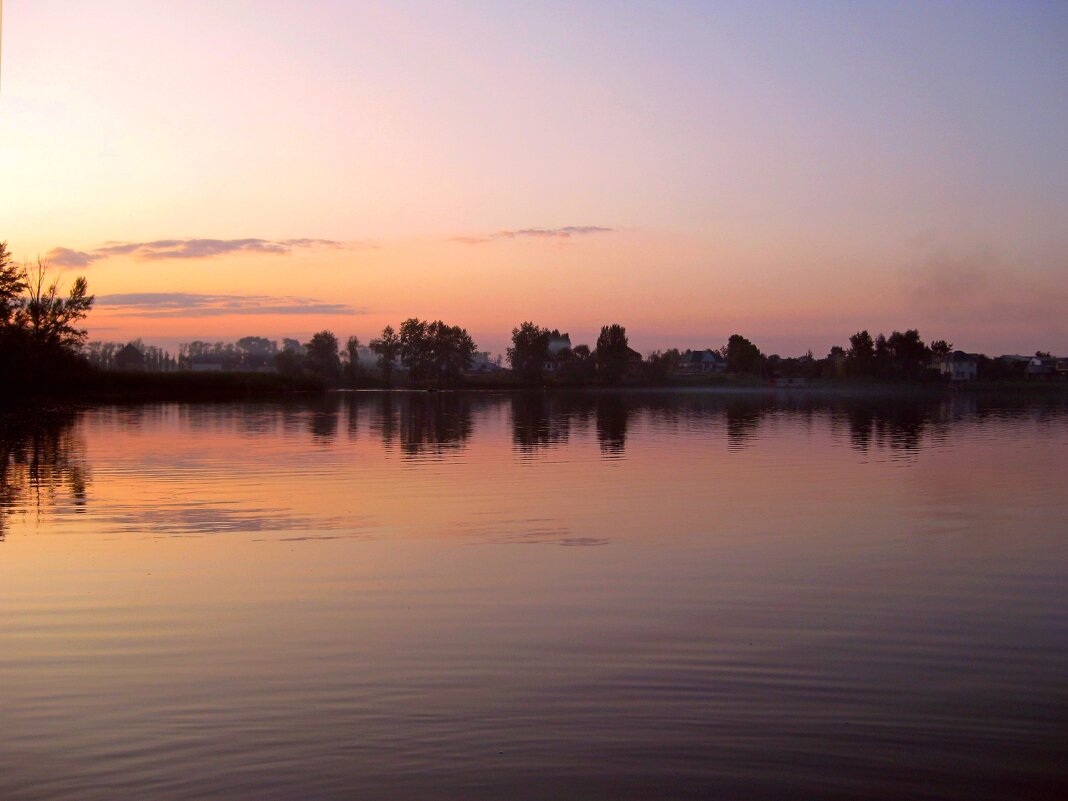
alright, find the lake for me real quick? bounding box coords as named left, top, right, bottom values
left=2, top=390, right=1066, bottom=800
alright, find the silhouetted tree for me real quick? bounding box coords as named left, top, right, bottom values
left=21, top=258, right=94, bottom=351
left=885, top=329, right=930, bottom=377
left=398, top=318, right=476, bottom=387
left=86, top=341, right=120, bottom=369
left=596, top=324, right=630, bottom=385
left=874, top=333, right=889, bottom=369
left=274, top=348, right=303, bottom=378
left=233, top=336, right=277, bottom=370
left=235, top=336, right=277, bottom=363
left=399, top=318, right=433, bottom=379
left=0, top=242, right=26, bottom=327
left=426, top=320, right=477, bottom=387
left=930, top=339, right=953, bottom=357
left=847, top=330, right=876, bottom=376
left=725, top=334, right=764, bottom=376
left=305, top=330, right=341, bottom=382
left=556, top=343, right=596, bottom=385
left=343, top=335, right=362, bottom=385
left=848, top=330, right=875, bottom=360
left=370, top=325, right=401, bottom=386
left=643, top=348, right=681, bottom=384
left=507, top=321, right=551, bottom=382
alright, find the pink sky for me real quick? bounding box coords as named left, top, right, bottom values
left=2, top=1, right=1066, bottom=357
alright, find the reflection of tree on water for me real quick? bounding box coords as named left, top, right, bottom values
left=345, top=395, right=360, bottom=441
left=398, top=394, right=474, bottom=456
left=596, top=394, right=630, bottom=454
left=0, top=410, right=89, bottom=540
left=511, top=393, right=571, bottom=454
left=840, top=401, right=936, bottom=454
left=356, top=392, right=476, bottom=457
left=724, top=399, right=772, bottom=451
left=307, top=394, right=341, bottom=442
left=369, top=393, right=397, bottom=448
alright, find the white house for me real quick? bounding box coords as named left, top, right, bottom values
left=1026, top=356, right=1058, bottom=378
left=469, top=351, right=505, bottom=373
left=547, top=333, right=572, bottom=356
left=544, top=333, right=573, bottom=372
left=935, top=351, right=979, bottom=382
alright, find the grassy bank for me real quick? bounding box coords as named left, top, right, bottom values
left=8, top=368, right=325, bottom=403
left=8, top=367, right=1066, bottom=405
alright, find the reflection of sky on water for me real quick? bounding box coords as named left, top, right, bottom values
left=2, top=391, right=1067, bottom=544
left=2, top=392, right=1067, bottom=800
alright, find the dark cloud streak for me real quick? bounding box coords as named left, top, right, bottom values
left=94, top=238, right=344, bottom=260
left=47, top=237, right=362, bottom=265
left=450, top=226, right=614, bottom=245
left=97, top=292, right=361, bottom=318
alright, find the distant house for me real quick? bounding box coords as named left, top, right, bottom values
left=1026, top=356, right=1058, bottom=379
left=187, top=352, right=247, bottom=375
left=188, top=354, right=241, bottom=372
left=625, top=346, right=643, bottom=379
left=999, top=354, right=1031, bottom=366
left=469, top=351, right=506, bottom=374
left=114, top=343, right=145, bottom=371
left=676, top=349, right=726, bottom=375
left=544, top=333, right=573, bottom=373
left=934, top=350, right=979, bottom=382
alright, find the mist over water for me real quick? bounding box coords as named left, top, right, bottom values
left=2, top=391, right=1067, bottom=800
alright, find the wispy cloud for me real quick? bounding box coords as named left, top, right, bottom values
left=498, top=226, right=613, bottom=239
left=48, top=237, right=363, bottom=266
left=450, top=226, right=614, bottom=245
left=96, top=292, right=361, bottom=317
left=95, top=238, right=351, bottom=260
left=47, top=247, right=103, bottom=268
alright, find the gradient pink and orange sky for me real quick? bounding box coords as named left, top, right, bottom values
left=2, top=1, right=1066, bottom=356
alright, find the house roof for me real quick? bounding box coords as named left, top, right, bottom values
left=686, top=349, right=723, bottom=364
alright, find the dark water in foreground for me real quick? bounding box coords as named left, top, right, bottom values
left=2, top=391, right=1066, bottom=800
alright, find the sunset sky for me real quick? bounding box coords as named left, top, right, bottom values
left=2, top=1, right=1066, bottom=356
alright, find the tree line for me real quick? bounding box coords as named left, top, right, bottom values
left=269, top=318, right=477, bottom=388
left=3, top=240, right=1057, bottom=393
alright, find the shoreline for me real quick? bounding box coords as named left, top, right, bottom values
left=5, top=373, right=1066, bottom=407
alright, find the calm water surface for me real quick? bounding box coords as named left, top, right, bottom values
left=2, top=391, right=1066, bottom=800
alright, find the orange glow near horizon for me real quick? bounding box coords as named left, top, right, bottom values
left=2, top=2, right=1067, bottom=356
